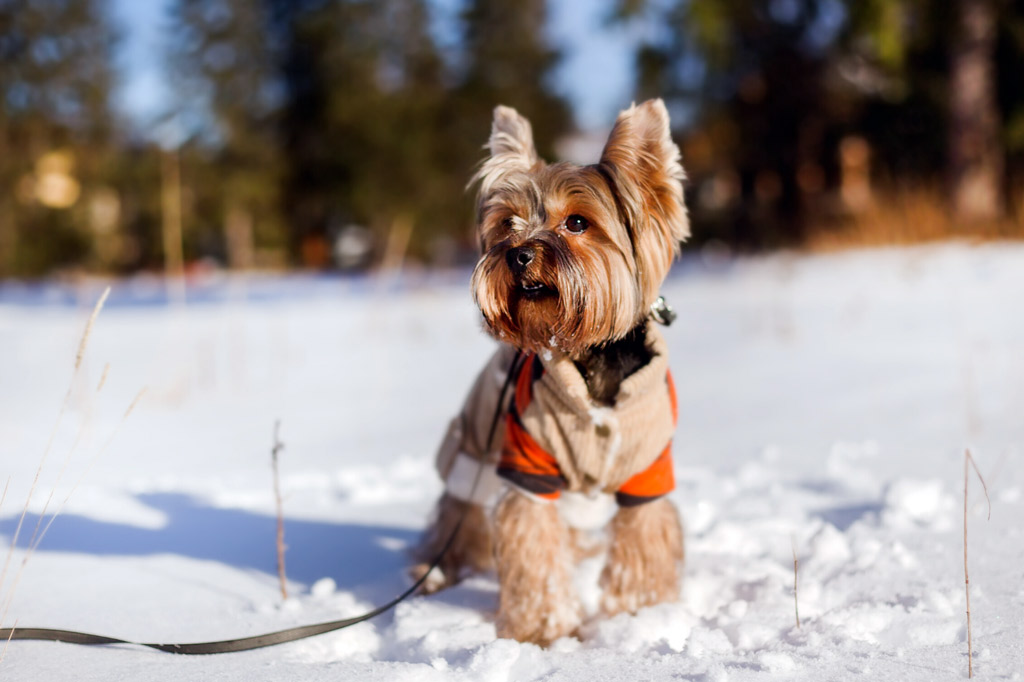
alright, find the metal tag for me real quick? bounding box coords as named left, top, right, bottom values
left=650, top=296, right=676, bottom=326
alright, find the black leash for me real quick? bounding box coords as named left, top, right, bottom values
left=0, top=351, right=526, bottom=655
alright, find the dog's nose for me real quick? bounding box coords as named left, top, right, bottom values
left=506, top=246, right=535, bottom=275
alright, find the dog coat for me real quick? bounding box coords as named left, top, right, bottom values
left=436, top=321, right=677, bottom=507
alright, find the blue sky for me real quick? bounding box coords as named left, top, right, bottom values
left=108, top=0, right=176, bottom=128
left=106, top=0, right=639, bottom=135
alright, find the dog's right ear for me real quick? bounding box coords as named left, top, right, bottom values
left=471, top=106, right=539, bottom=195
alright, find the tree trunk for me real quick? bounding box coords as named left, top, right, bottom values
left=949, top=0, right=1003, bottom=221
left=0, top=195, right=15, bottom=278
left=161, top=149, right=186, bottom=302
left=224, top=201, right=254, bottom=270
left=0, top=114, right=14, bottom=278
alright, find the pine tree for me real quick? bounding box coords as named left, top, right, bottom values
left=457, top=0, right=572, bottom=164
left=280, top=0, right=460, bottom=265
left=167, top=0, right=286, bottom=268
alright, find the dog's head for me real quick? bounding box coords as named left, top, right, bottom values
left=469, top=99, right=689, bottom=356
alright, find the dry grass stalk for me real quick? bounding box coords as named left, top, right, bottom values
left=806, top=187, right=1024, bottom=251
left=271, top=420, right=288, bottom=600
left=0, top=479, right=9, bottom=520
left=0, top=387, right=148, bottom=640
left=791, top=537, right=801, bottom=629
left=0, top=287, right=114, bottom=655
left=24, top=414, right=90, bottom=553
left=121, top=388, right=147, bottom=419
left=963, top=448, right=991, bottom=679
left=32, top=388, right=149, bottom=553
left=1, top=618, right=17, bottom=662
left=96, top=363, right=111, bottom=392
left=75, top=287, right=110, bottom=371
left=0, top=478, right=10, bottom=583
left=0, top=286, right=110, bottom=602
left=26, top=371, right=118, bottom=553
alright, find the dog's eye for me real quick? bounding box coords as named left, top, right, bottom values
left=501, top=216, right=517, bottom=231
left=564, top=214, right=589, bottom=234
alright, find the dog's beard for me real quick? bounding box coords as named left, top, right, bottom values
left=472, top=233, right=645, bottom=356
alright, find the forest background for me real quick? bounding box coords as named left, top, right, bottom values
left=2, top=0, right=1022, bottom=278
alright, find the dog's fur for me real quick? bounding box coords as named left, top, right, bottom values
left=414, top=99, right=690, bottom=646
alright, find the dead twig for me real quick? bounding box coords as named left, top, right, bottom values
left=963, top=448, right=991, bottom=679
left=271, top=420, right=288, bottom=600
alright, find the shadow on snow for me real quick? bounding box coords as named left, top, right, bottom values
left=2, top=492, right=422, bottom=596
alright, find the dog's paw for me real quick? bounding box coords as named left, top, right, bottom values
left=411, top=493, right=495, bottom=594
left=409, top=562, right=449, bottom=595
left=599, top=498, right=684, bottom=616
left=496, top=601, right=581, bottom=647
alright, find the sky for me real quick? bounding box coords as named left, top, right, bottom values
left=106, top=0, right=639, bottom=136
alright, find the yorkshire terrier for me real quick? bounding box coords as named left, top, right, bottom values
left=413, top=99, right=690, bottom=646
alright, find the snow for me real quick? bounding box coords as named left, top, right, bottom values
left=1, top=242, right=1023, bottom=680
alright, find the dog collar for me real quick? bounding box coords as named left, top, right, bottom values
left=650, top=296, right=676, bottom=326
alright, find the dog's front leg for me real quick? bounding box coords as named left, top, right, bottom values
left=494, top=489, right=581, bottom=646
left=600, top=497, right=684, bottom=616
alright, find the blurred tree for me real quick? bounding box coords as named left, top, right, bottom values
left=278, top=0, right=449, bottom=266
left=619, top=0, right=1024, bottom=245
left=279, top=0, right=572, bottom=267
left=948, top=0, right=1003, bottom=220
left=838, top=0, right=951, bottom=179
left=455, top=0, right=573, bottom=165
left=622, top=0, right=842, bottom=247
left=0, top=0, right=118, bottom=277
left=112, top=142, right=165, bottom=272
left=168, top=0, right=287, bottom=268
left=996, top=4, right=1024, bottom=195
left=845, top=0, right=1005, bottom=219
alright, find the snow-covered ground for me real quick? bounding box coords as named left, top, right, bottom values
left=1, top=243, right=1021, bottom=681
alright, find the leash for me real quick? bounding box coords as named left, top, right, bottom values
left=0, top=351, right=526, bottom=655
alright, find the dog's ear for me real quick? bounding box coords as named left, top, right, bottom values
left=488, top=106, right=538, bottom=166
left=471, top=106, right=540, bottom=196
left=599, top=99, right=689, bottom=303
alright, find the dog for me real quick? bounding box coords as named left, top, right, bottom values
left=413, top=99, right=690, bottom=646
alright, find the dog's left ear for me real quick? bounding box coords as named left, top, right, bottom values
left=599, top=99, right=689, bottom=303
left=471, top=105, right=540, bottom=197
